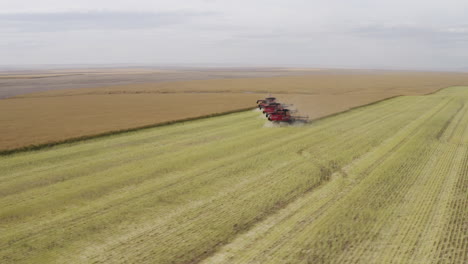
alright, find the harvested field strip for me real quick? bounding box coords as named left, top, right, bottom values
left=203, top=87, right=468, bottom=264
left=1, top=87, right=467, bottom=263
left=203, top=93, right=459, bottom=264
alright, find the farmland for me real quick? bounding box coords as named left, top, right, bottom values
left=1, top=86, right=467, bottom=263
left=0, top=93, right=259, bottom=151
left=2, top=69, right=468, bottom=151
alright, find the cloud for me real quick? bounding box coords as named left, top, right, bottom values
left=445, top=27, right=468, bottom=33
left=350, top=24, right=432, bottom=38
left=345, top=23, right=468, bottom=45
left=0, top=11, right=215, bottom=32
left=0, top=1, right=468, bottom=70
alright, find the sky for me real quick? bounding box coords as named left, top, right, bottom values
left=1, top=0, right=468, bottom=70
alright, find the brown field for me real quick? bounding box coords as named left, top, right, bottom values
left=1, top=69, right=468, bottom=151
left=0, top=93, right=259, bottom=151
left=0, top=67, right=332, bottom=99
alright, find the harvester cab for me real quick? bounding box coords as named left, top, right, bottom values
left=257, top=97, right=276, bottom=109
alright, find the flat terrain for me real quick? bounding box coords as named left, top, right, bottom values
left=0, top=93, right=259, bottom=151
left=0, top=67, right=327, bottom=99
left=1, top=86, right=467, bottom=263
left=2, top=69, right=468, bottom=151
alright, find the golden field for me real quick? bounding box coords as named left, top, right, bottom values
left=0, top=93, right=258, bottom=151
left=2, top=70, right=468, bottom=151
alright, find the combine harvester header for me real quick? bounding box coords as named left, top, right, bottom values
left=256, top=97, right=309, bottom=124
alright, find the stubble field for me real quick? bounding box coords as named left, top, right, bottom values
left=1, top=86, right=467, bottom=263
left=2, top=69, right=468, bottom=151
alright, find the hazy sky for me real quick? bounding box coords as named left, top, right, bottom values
left=1, top=0, right=468, bottom=70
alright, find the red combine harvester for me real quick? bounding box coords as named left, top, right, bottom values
left=262, top=103, right=283, bottom=115
left=256, top=96, right=309, bottom=124
left=268, top=109, right=309, bottom=123
left=268, top=109, right=292, bottom=122
left=257, top=97, right=276, bottom=109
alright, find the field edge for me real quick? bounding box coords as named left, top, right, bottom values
left=1, top=85, right=459, bottom=156
left=0, top=107, right=254, bottom=156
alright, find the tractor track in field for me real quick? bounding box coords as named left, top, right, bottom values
left=61, top=91, right=429, bottom=263
left=8, top=97, right=424, bottom=256
left=81, top=104, right=404, bottom=263
left=200, top=96, right=454, bottom=264
left=3, top=120, right=329, bottom=260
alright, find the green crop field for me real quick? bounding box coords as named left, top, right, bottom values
left=1, top=86, right=467, bottom=264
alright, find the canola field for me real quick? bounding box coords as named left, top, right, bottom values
left=1, top=86, right=467, bottom=263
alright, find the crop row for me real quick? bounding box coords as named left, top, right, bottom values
left=204, top=89, right=467, bottom=264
